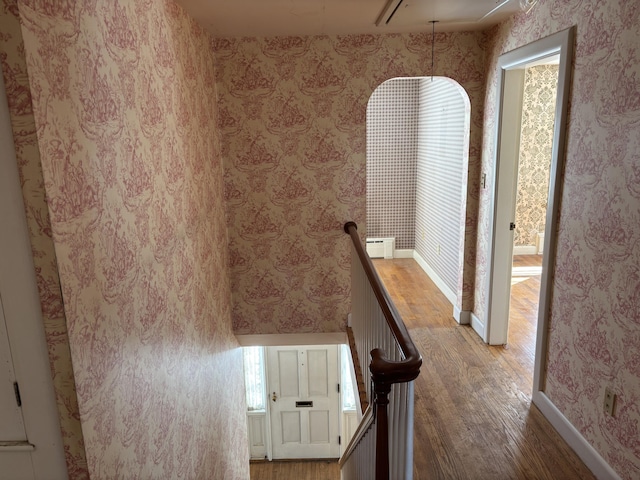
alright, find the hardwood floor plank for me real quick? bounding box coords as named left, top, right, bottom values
left=249, top=256, right=593, bottom=479
left=373, top=258, right=595, bottom=480
left=249, top=460, right=339, bottom=480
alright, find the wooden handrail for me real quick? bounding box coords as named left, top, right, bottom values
left=342, top=221, right=422, bottom=480
left=343, top=221, right=422, bottom=384
left=339, top=405, right=374, bottom=467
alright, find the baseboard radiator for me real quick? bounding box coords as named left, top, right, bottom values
left=340, top=222, right=422, bottom=480
left=366, top=237, right=395, bottom=259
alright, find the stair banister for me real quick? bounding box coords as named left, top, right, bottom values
left=340, top=221, right=422, bottom=480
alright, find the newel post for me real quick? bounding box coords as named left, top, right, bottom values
left=374, top=380, right=391, bottom=480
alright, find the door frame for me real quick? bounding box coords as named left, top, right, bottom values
left=0, top=68, right=68, bottom=477
left=485, top=27, right=575, bottom=396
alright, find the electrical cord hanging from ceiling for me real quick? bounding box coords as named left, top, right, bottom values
left=430, top=20, right=438, bottom=81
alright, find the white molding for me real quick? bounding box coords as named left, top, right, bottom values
left=532, top=392, right=621, bottom=480
left=470, top=312, right=485, bottom=341
left=413, top=251, right=456, bottom=306
left=513, top=245, right=537, bottom=255
left=486, top=27, right=576, bottom=348
left=236, top=333, right=347, bottom=346
left=394, top=249, right=414, bottom=259
left=0, top=68, right=68, bottom=479
left=453, top=307, right=471, bottom=325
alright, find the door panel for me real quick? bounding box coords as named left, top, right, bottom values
left=0, top=293, right=35, bottom=478
left=0, top=296, right=28, bottom=442
left=267, top=345, right=340, bottom=459
left=0, top=69, right=66, bottom=478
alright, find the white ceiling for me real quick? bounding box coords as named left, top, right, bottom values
left=175, top=0, right=527, bottom=37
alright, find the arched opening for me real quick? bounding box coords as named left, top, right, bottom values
left=365, top=76, right=471, bottom=317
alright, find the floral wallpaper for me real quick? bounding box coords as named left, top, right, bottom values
left=0, top=1, right=88, bottom=476
left=3, top=0, right=635, bottom=476
left=478, top=1, right=640, bottom=477
left=214, top=32, right=486, bottom=332
left=514, top=64, right=558, bottom=248
left=13, top=0, right=249, bottom=478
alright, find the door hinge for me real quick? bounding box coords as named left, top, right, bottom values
left=338, top=435, right=341, bottom=445
left=337, top=383, right=340, bottom=393
left=13, top=382, right=22, bottom=407
left=509, top=222, right=516, bottom=231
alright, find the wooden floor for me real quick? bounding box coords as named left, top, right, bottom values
left=250, top=256, right=595, bottom=479
left=374, top=257, right=595, bottom=480
left=249, top=460, right=339, bottom=480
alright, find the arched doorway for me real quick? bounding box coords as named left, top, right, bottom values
left=365, top=76, right=471, bottom=321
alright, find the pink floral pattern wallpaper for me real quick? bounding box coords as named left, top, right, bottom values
left=11, top=0, right=249, bottom=478
left=0, top=1, right=88, bottom=476
left=2, top=0, right=637, bottom=476
left=478, top=1, right=640, bottom=477
left=214, top=32, right=486, bottom=332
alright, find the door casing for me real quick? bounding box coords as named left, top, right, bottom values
left=0, top=64, right=68, bottom=479
left=484, top=27, right=575, bottom=398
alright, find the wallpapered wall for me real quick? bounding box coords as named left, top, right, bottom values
left=514, top=64, right=558, bottom=248
left=214, top=32, right=486, bottom=332
left=479, top=1, right=640, bottom=477
left=13, top=0, right=249, bottom=478
left=0, top=1, right=88, bottom=476
left=415, top=78, right=469, bottom=297
left=366, top=78, right=419, bottom=250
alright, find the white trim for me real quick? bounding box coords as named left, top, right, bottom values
left=413, top=250, right=456, bottom=306
left=453, top=307, right=471, bottom=325
left=513, top=245, right=537, bottom=255
left=236, top=333, right=347, bottom=346
left=486, top=67, right=524, bottom=346
left=487, top=27, right=575, bottom=350
left=0, top=67, right=68, bottom=479
left=470, top=312, right=485, bottom=340
left=532, top=392, right=620, bottom=480
left=394, top=249, right=414, bottom=259
left=0, top=442, right=35, bottom=452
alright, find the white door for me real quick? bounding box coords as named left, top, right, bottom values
left=267, top=345, right=340, bottom=459
left=0, top=296, right=35, bottom=480
left=0, top=294, right=35, bottom=480
left=0, top=69, right=67, bottom=478
left=486, top=30, right=573, bottom=349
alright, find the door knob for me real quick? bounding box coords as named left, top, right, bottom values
left=272, top=392, right=277, bottom=402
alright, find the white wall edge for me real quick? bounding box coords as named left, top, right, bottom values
left=453, top=307, right=471, bottom=325
left=394, top=249, right=414, bottom=259
left=413, top=250, right=456, bottom=305
left=513, top=245, right=537, bottom=255
left=236, top=332, right=347, bottom=346
left=532, top=391, right=621, bottom=480
left=470, top=312, right=485, bottom=340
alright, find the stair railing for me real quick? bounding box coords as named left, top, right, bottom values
left=339, top=221, right=422, bottom=480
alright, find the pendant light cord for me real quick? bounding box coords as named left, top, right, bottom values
left=430, top=20, right=438, bottom=81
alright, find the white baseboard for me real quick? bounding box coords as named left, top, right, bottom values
left=453, top=307, right=471, bottom=325
left=532, top=391, right=621, bottom=480
left=470, top=312, right=485, bottom=341
left=394, top=249, right=414, bottom=258
left=513, top=245, right=537, bottom=255
left=412, top=251, right=456, bottom=306
left=236, top=332, right=347, bottom=346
